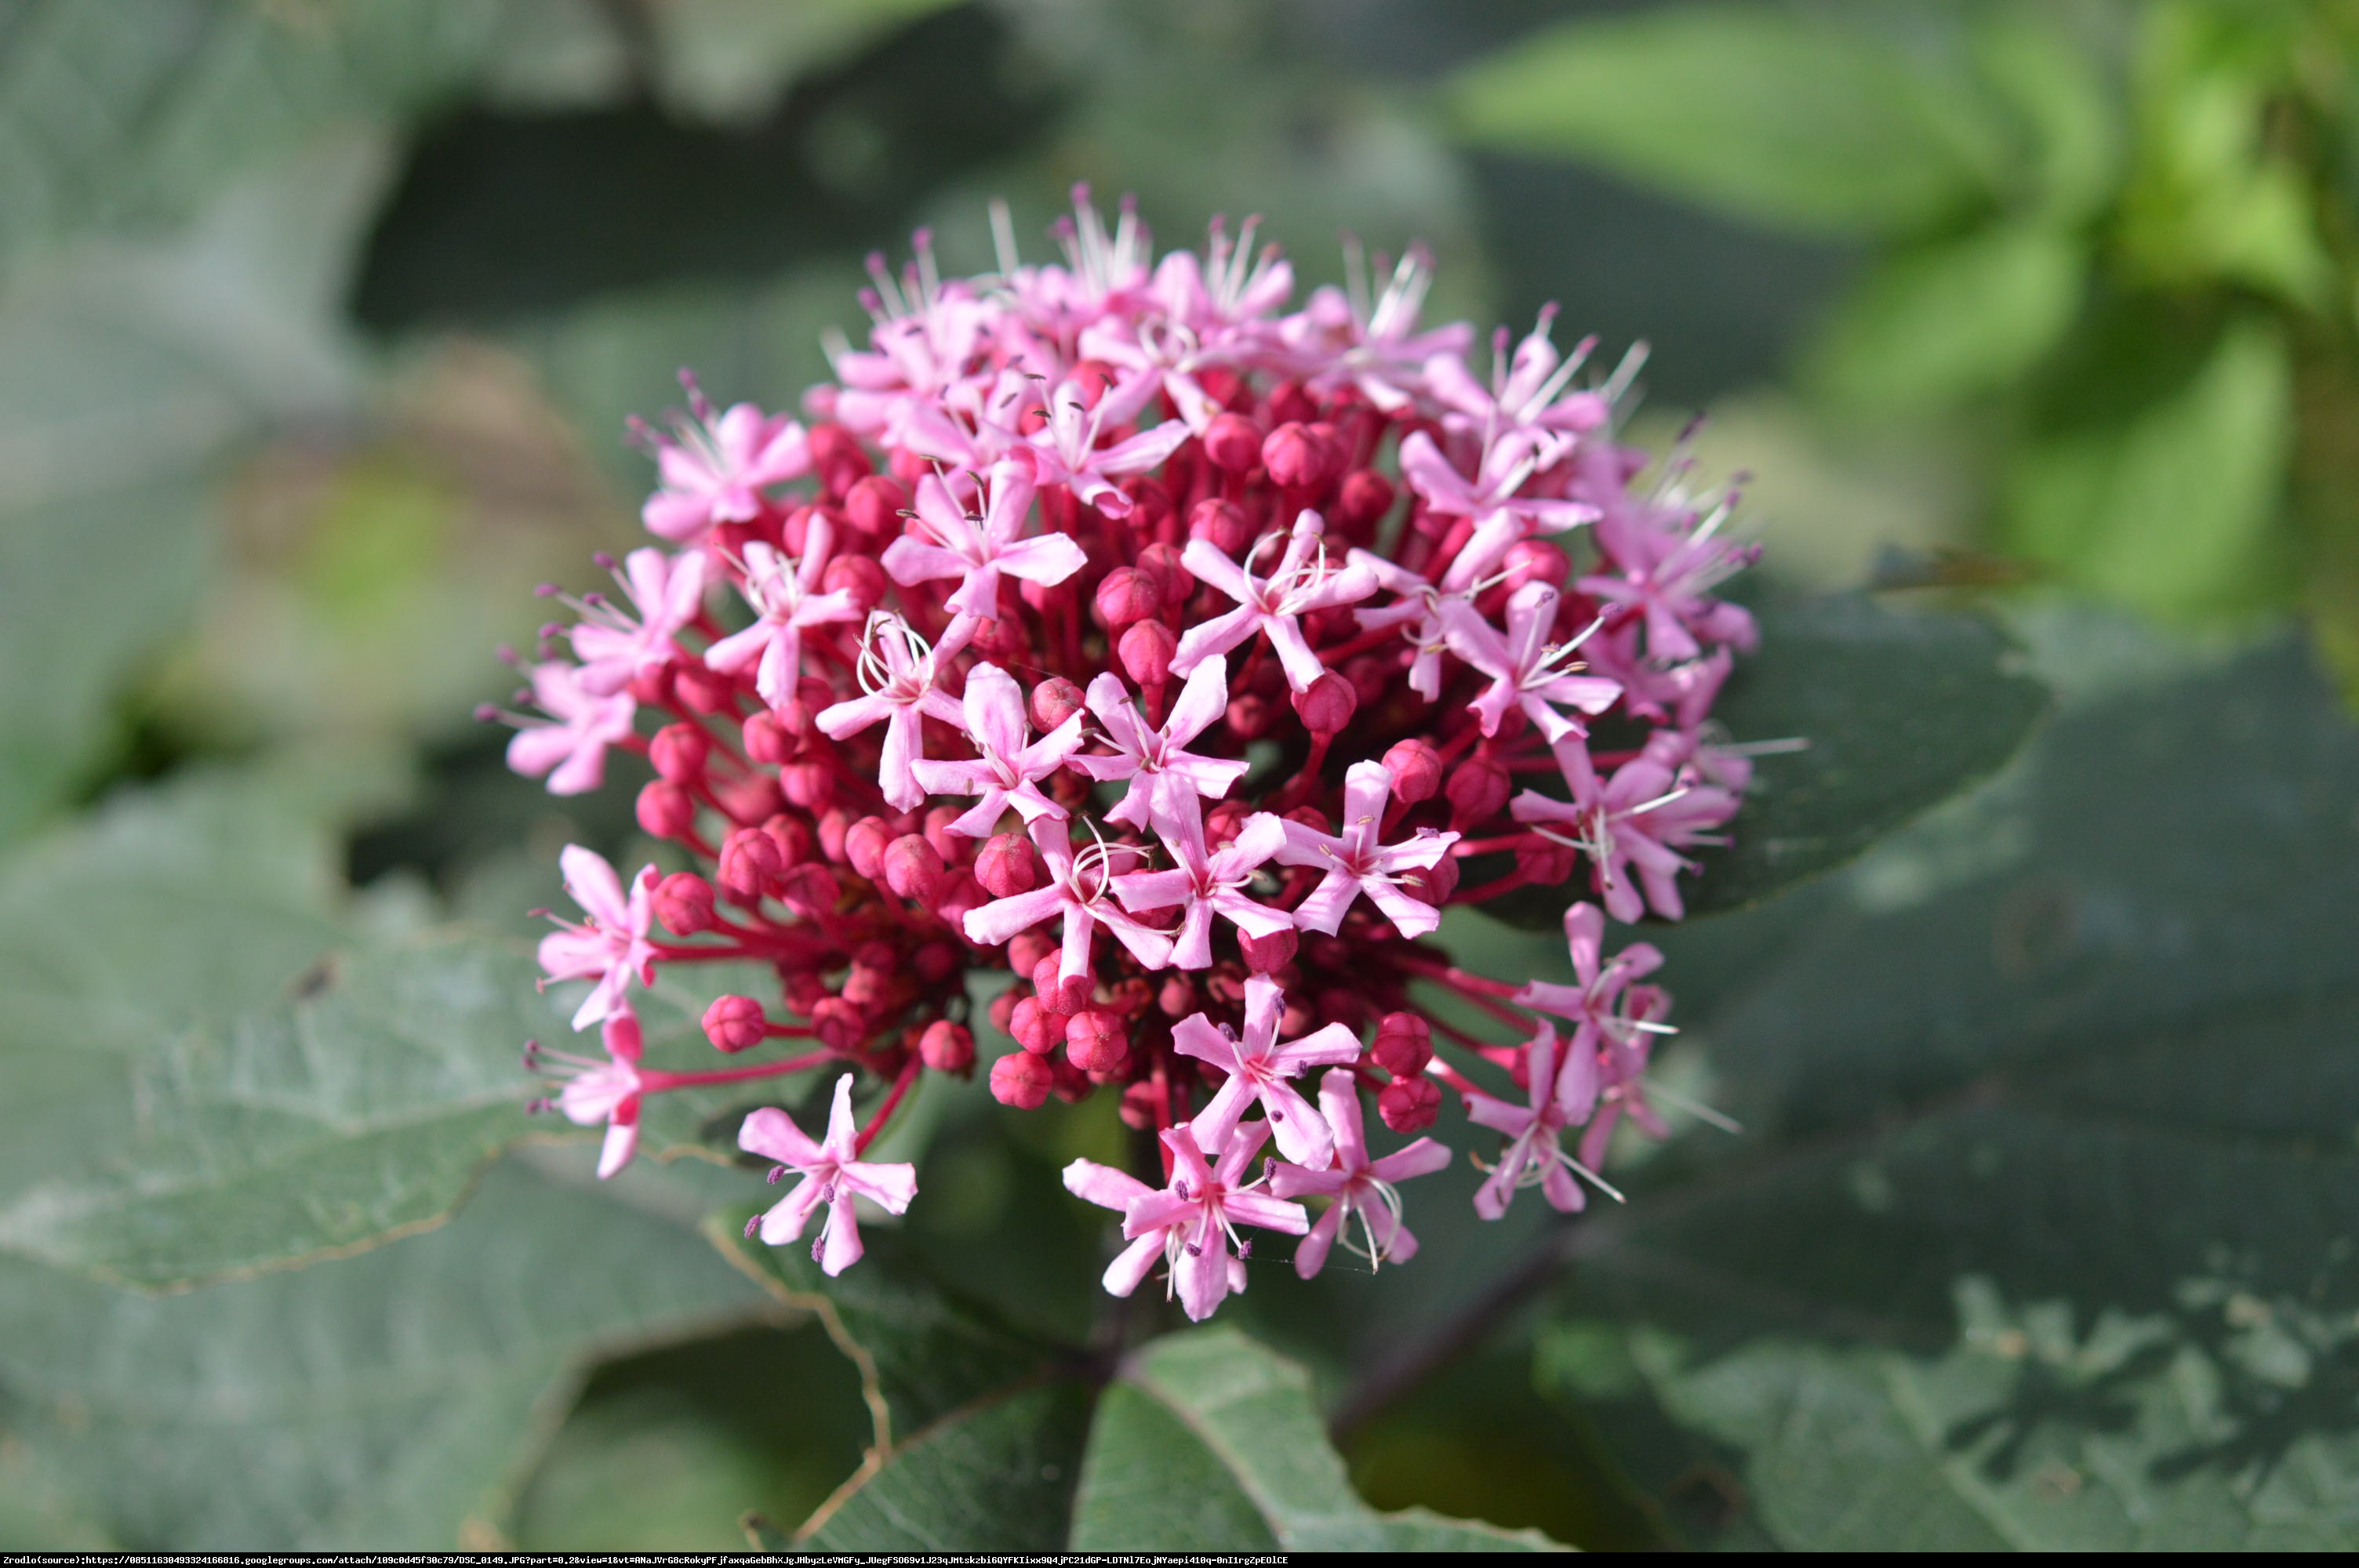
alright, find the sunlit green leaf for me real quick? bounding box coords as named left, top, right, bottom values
left=1445, top=5, right=2005, bottom=238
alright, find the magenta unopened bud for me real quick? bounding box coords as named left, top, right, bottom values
left=763, top=813, right=815, bottom=869
left=1371, top=1011, right=1433, bottom=1078
left=743, top=710, right=793, bottom=764
left=1064, top=1010, right=1129, bottom=1074
left=1262, top=421, right=1336, bottom=490
left=654, top=871, right=717, bottom=935
left=637, top=781, right=696, bottom=841
left=843, top=816, right=893, bottom=880
left=1187, top=498, right=1253, bottom=556
left=976, top=832, right=1039, bottom=897
left=1009, top=996, right=1055, bottom=1054
left=1290, top=670, right=1356, bottom=736
left=1516, top=839, right=1579, bottom=885
left=1202, top=412, right=1263, bottom=473
left=843, top=474, right=908, bottom=539
left=1378, top=1073, right=1441, bottom=1134
left=810, top=996, right=863, bottom=1051
left=1135, top=542, right=1188, bottom=609
left=776, top=863, right=839, bottom=918
left=808, top=422, right=871, bottom=495
left=1009, top=929, right=1056, bottom=978
left=923, top=805, right=967, bottom=866
left=1224, top=691, right=1273, bottom=739
left=1158, top=974, right=1197, bottom=1018
left=1118, top=619, right=1176, bottom=687
left=1119, top=1080, right=1161, bottom=1131
left=1239, top=927, right=1299, bottom=974
left=1382, top=738, right=1443, bottom=804
left=1030, top=677, right=1085, bottom=730
left=1399, top=855, right=1459, bottom=906
left=914, top=940, right=960, bottom=982
left=1502, top=539, right=1568, bottom=590
left=673, top=664, right=736, bottom=714
left=990, top=1049, right=1053, bottom=1109
left=823, top=554, right=887, bottom=614
left=1446, top=753, right=1511, bottom=829
left=1332, top=468, right=1397, bottom=532
left=1031, top=954, right=1089, bottom=1015
left=1094, top=566, right=1161, bottom=628
left=881, top=833, right=945, bottom=904
left=703, top=994, right=769, bottom=1053
left=779, top=760, right=837, bottom=811
left=718, top=826, right=784, bottom=900
left=919, top=1018, right=975, bottom=1073
left=649, top=722, right=708, bottom=782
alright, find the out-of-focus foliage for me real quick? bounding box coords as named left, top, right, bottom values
left=1452, top=0, right=2359, bottom=675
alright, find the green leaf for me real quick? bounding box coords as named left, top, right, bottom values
left=0, top=1157, right=768, bottom=1549
left=1482, top=593, right=2050, bottom=929
left=2005, top=310, right=2294, bottom=621
left=1806, top=223, right=2085, bottom=412
left=805, top=1379, right=1100, bottom=1552
left=1538, top=635, right=2359, bottom=1548
left=1970, top=6, right=2122, bottom=223
left=1445, top=5, right=2005, bottom=238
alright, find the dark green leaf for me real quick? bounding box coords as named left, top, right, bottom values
left=2006, top=310, right=2294, bottom=622
left=802, top=1379, right=1098, bottom=1552
left=1971, top=6, right=2121, bottom=223
left=1806, top=223, right=2085, bottom=412
left=0, top=1157, right=768, bottom=1550
left=1445, top=5, right=2005, bottom=238
left=1539, top=636, right=2359, bottom=1548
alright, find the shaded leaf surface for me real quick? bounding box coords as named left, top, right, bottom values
left=0, top=1158, right=766, bottom=1550
left=1540, top=637, right=2359, bottom=1548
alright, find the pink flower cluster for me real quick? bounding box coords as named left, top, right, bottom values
left=496, top=191, right=1757, bottom=1306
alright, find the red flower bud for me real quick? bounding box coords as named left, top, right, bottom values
left=808, top=422, right=871, bottom=495
left=923, top=806, right=967, bottom=866
left=988, top=988, right=1020, bottom=1036
left=1187, top=498, right=1254, bottom=556
left=1009, top=929, right=1056, bottom=978
left=776, top=863, right=840, bottom=918
left=1239, top=927, right=1299, bottom=974
left=1225, top=691, right=1274, bottom=739
left=919, top=1018, right=975, bottom=1073
left=703, top=994, right=769, bottom=1053
left=1332, top=468, right=1397, bottom=534
left=976, top=832, right=1039, bottom=897
left=637, top=780, right=697, bottom=841
left=1262, top=421, right=1338, bottom=490
left=1202, top=412, right=1263, bottom=473
left=1119, top=619, right=1176, bottom=687
left=649, top=722, right=709, bottom=782
left=823, top=554, right=887, bottom=613
left=1290, top=670, right=1356, bottom=736
left=1446, top=753, right=1511, bottom=829
left=1030, top=677, right=1085, bottom=730
left=1378, top=1073, right=1441, bottom=1133
left=672, top=664, right=737, bottom=714
left=1398, top=855, right=1459, bottom=906
left=1516, top=839, right=1579, bottom=885
left=843, top=474, right=908, bottom=539
left=1284, top=805, right=1332, bottom=835
left=743, top=710, right=794, bottom=764
left=1371, top=1011, right=1432, bottom=1078
left=815, top=806, right=852, bottom=864
left=1383, top=738, right=1443, bottom=804
left=990, top=1049, right=1054, bottom=1109
left=1009, top=996, right=1056, bottom=1054
left=714, top=770, right=783, bottom=824
left=763, top=813, right=814, bottom=868
left=1159, top=974, right=1198, bottom=1017
left=654, top=871, right=717, bottom=935
left=809, top=995, right=864, bottom=1051
left=843, top=815, right=893, bottom=880
left=914, top=940, right=960, bottom=982
left=1135, top=542, right=1189, bottom=608
left=1119, top=1080, right=1162, bottom=1130
left=1031, top=955, right=1090, bottom=1015
left=1094, top=566, right=1161, bottom=627
left=778, top=760, right=837, bottom=811
left=881, top=833, right=945, bottom=904
left=1501, top=539, right=1568, bottom=590
left=1064, top=1010, right=1129, bottom=1073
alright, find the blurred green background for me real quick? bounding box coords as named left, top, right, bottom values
left=5, top=0, right=2359, bottom=1552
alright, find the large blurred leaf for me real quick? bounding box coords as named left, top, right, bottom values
left=1445, top=5, right=2005, bottom=239
left=1806, top=223, right=2085, bottom=412
left=0, top=1157, right=768, bottom=1550
left=0, top=0, right=497, bottom=275
left=2005, top=309, right=2293, bottom=621
left=1535, top=635, right=2359, bottom=1548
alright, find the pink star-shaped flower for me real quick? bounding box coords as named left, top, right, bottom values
left=910, top=661, right=1085, bottom=836
left=1462, top=1022, right=1612, bottom=1221
left=1399, top=427, right=1597, bottom=592
left=1288, top=245, right=1473, bottom=412
left=881, top=459, right=1085, bottom=618
left=1347, top=550, right=1463, bottom=702
left=1422, top=314, right=1612, bottom=446
left=569, top=546, right=705, bottom=698
left=739, top=1075, right=919, bottom=1276
left=1510, top=757, right=1739, bottom=924
left=1073, top=662, right=1249, bottom=833
left=1439, top=580, right=1621, bottom=743
left=1514, top=902, right=1670, bottom=1065
left=1064, top=1118, right=1307, bottom=1321
left=816, top=615, right=968, bottom=812
left=1268, top=1068, right=1449, bottom=1276
left=1172, top=510, right=1379, bottom=693
left=639, top=387, right=810, bottom=543
left=536, top=845, right=659, bottom=1030
left=1576, top=499, right=1760, bottom=663
left=704, top=524, right=860, bottom=710
left=1113, top=809, right=1292, bottom=970
left=506, top=660, right=637, bottom=797
left=961, top=818, right=1173, bottom=980
left=1171, top=973, right=1361, bottom=1165
left=1021, top=377, right=1190, bottom=519
left=1274, top=760, right=1459, bottom=939
left=529, top=1007, right=646, bottom=1179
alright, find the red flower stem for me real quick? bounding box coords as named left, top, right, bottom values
left=1450, top=832, right=1539, bottom=856
left=853, top=1054, right=924, bottom=1154
left=642, top=1051, right=834, bottom=1091
left=1317, top=622, right=1408, bottom=667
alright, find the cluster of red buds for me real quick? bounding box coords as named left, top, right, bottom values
left=493, top=191, right=1761, bottom=1314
